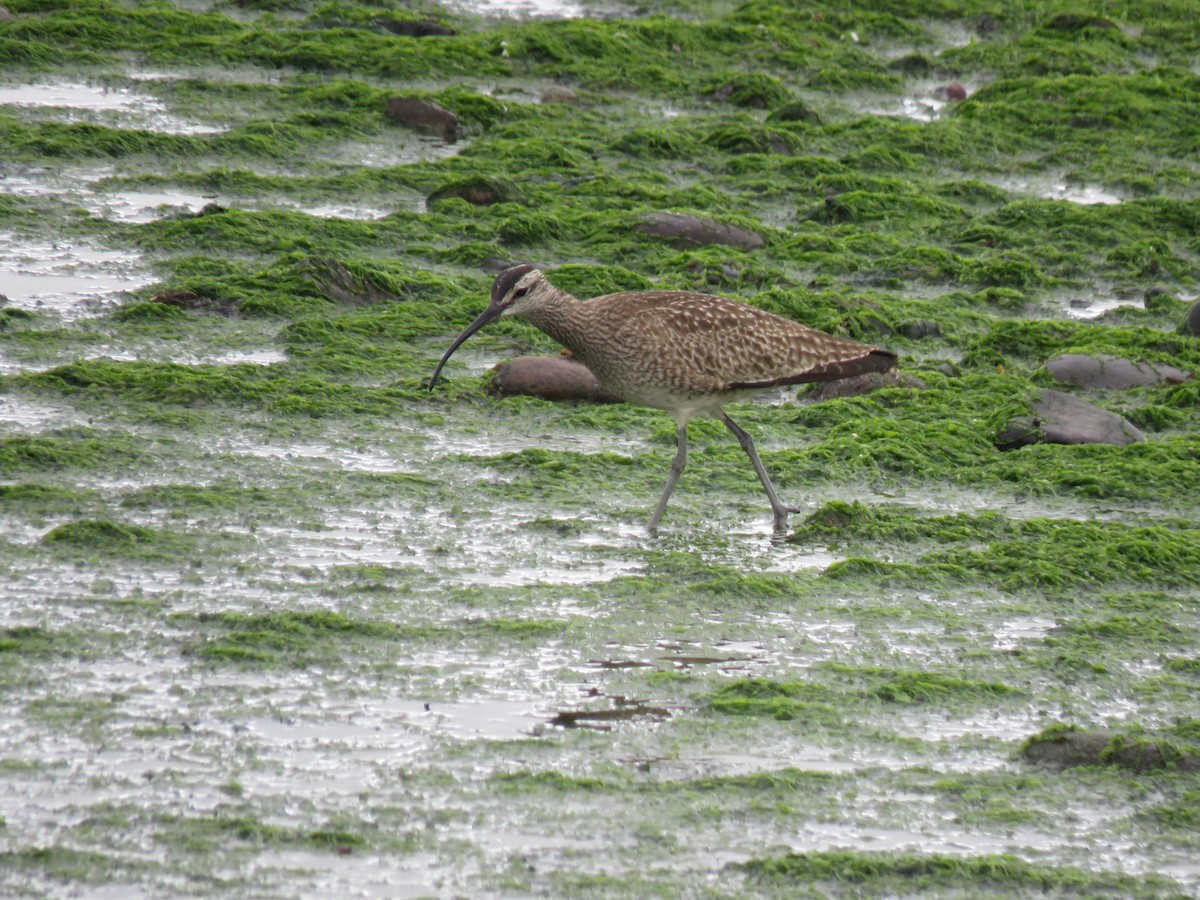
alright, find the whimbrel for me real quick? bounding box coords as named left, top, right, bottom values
left=430, top=265, right=897, bottom=532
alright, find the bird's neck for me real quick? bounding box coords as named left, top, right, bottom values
left=520, top=288, right=584, bottom=351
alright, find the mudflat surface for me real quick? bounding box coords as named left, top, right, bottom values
left=1, top=1, right=1199, bottom=897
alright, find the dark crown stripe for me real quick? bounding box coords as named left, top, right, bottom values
left=491, top=264, right=535, bottom=304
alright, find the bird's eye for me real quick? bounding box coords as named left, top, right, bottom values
left=512, top=287, right=529, bottom=300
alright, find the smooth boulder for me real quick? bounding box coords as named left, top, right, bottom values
left=997, top=389, right=1145, bottom=449
left=491, top=356, right=619, bottom=403
left=1045, top=353, right=1192, bottom=390
left=634, top=212, right=764, bottom=251
left=385, top=97, right=458, bottom=142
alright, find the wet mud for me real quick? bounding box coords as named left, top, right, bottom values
left=2, top=0, right=1199, bottom=897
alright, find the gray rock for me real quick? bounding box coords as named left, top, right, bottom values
left=997, top=389, right=1145, bottom=449
left=634, top=213, right=764, bottom=251
left=1045, top=353, right=1192, bottom=390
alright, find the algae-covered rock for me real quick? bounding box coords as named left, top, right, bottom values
left=297, top=257, right=395, bottom=306
left=634, top=212, right=764, bottom=250
left=805, top=370, right=913, bottom=401
left=374, top=17, right=455, bottom=38
left=996, top=389, right=1145, bottom=448
left=1042, top=13, right=1120, bottom=32
left=765, top=101, right=822, bottom=125
left=1023, top=725, right=1200, bottom=772
left=1180, top=298, right=1200, bottom=336
left=1044, top=353, right=1192, bottom=390
left=540, top=85, right=578, bottom=105
left=384, top=96, right=458, bottom=142
left=427, top=178, right=515, bottom=207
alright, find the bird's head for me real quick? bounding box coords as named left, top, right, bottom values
left=428, top=264, right=548, bottom=390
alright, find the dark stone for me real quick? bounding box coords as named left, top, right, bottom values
left=996, top=389, right=1145, bottom=449
left=766, top=102, right=822, bottom=125
left=942, top=82, right=968, bottom=102
left=384, top=97, right=458, bottom=142
left=1143, top=285, right=1177, bottom=312
left=1023, top=728, right=1200, bottom=773
left=634, top=212, right=764, bottom=251
left=903, top=320, right=940, bottom=339
left=806, top=369, right=917, bottom=401
left=151, top=289, right=239, bottom=317
left=888, top=53, right=933, bottom=77
left=1180, top=298, right=1200, bottom=336
left=427, top=178, right=511, bottom=206
left=374, top=17, right=456, bottom=37
left=1043, top=13, right=1118, bottom=32
left=1023, top=729, right=1113, bottom=768
left=974, top=12, right=999, bottom=37
left=1045, top=353, right=1192, bottom=390
left=491, top=356, right=620, bottom=403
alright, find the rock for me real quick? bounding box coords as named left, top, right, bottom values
left=634, top=212, right=764, bottom=251
left=942, top=82, right=968, bottom=102
left=996, top=389, right=1145, bottom=449
left=1023, top=727, right=1200, bottom=773
left=540, top=85, right=578, bottom=105
left=903, top=320, right=941, bottom=339
left=151, top=289, right=239, bottom=317
left=766, top=102, right=822, bottom=125
left=374, top=17, right=456, bottom=37
left=491, top=356, right=620, bottom=403
left=1043, top=13, right=1119, bottom=32
left=0, top=5, right=12, bottom=22
left=297, top=257, right=393, bottom=306
left=1143, top=285, right=1175, bottom=312
left=1181, top=298, right=1200, bottom=336
left=807, top=369, right=917, bottom=401
left=1046, top=353, right=1192, bottom=390
left=428, top=178, right=511, bottom=206
left=384, top=97, right=458, bottom=142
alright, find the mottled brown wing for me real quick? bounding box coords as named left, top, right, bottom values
left=593, top=292, right=894, bottom=390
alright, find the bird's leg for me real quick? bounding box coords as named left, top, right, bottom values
left=648, top=421, right=689, bottom=533
left=721, top=412, right=799, bottom=530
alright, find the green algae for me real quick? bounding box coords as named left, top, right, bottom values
left=799, top=503, right=1200, bottom=592
left=3, top=0, right=1200, bottom=896
left=0, top=847, right=152, bottom=889
left=742, top=849, right=1184, bottom=897
left=0, top=430, right=147, bottom=473
left=708, top=668, right=1016, bottom=724
left=186, top=609, right=569, bottom=667
left=155, top=811, right=367, bottom=854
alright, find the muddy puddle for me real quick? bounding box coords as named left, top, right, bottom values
left=0, top=80, right=223, bottom=135
left=0, top=232, right=151, bottom=320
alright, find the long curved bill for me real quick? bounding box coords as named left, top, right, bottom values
left=428, top=304, right=505, bottom=390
